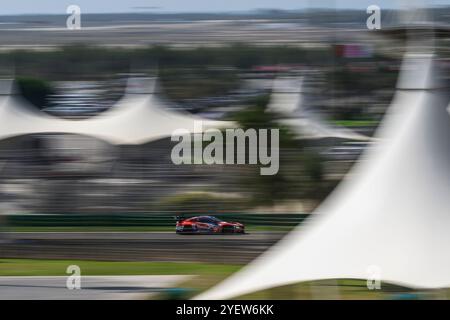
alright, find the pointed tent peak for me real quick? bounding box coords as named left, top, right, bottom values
left=124, top=77, right=158, bottom=95
left=0, top=79, right=18, bottom=96
left=396, top=53, right=445, bottom=90
left=380, top=2, right=444, bottom=40
left=397, top=1, right=431, bottom=25
left=266, top=76, right=303, bottom=115
left=271, top=76, right=303, bottom=94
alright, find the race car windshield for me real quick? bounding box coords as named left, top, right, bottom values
left=199, top=216, right=221, bottom=224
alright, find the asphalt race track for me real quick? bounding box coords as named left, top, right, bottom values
left=0, top=275, right=191, bottom=300
left=0, top=232, right=285, bottom=263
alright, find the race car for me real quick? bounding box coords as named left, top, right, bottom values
left=175, top=215, right=245, bottom=234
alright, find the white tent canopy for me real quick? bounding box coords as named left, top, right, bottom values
left=0, top=74, right=368, bottom=145
left=196, top=52, right=450, bottom=299
left=0, top=77, right=231, bottom=145
left=266, top=76, right=370, bottom=141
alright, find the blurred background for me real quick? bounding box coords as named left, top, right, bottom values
left=0, top=0, right=449, bottom=300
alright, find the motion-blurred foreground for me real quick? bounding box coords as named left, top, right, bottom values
left=0, top=3, right=449, bottom=300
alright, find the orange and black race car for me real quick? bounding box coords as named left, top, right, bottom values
left=175, top=215, right=245, bottom=234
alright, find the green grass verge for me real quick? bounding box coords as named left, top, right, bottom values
left=0, top=259, right=242, bottom=299
left=0, top=259, right=242, bottom=277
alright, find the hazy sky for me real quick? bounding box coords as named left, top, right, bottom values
left=1, top=0, right=449, bottom=15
